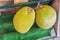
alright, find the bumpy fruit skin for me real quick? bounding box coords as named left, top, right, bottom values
left=36, top=5, right=56, bottom=29
left=13, top=7, right=35, bottom=33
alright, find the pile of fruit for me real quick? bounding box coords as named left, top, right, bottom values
left=0, top=0, right=57, bottom=40
left=13, top=5, right=56, bottom=33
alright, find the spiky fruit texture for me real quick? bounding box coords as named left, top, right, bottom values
left=36, top=5, right=56, bottom=29
left=13, top=7, right=35, bottom=33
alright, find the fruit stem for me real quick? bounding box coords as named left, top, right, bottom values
left=39, top=4, right=43, bottom=8
left=34, top=2, right=40, bottom=9
left=34, top=2, right=43, bottom=9
left=27, top=8, right=31, bottom=13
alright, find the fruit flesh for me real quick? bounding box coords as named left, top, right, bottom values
left=13, top=7, right=35, bottom=33
left=36, top=5, right=56, bottom=29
